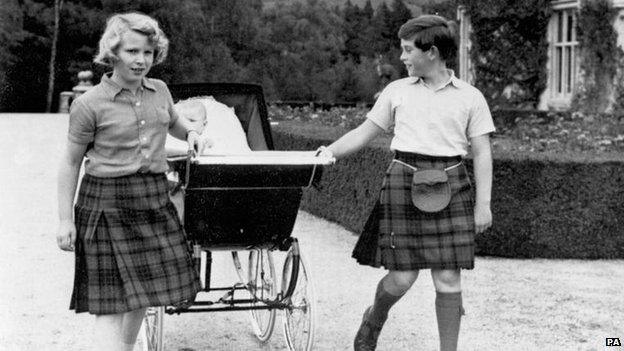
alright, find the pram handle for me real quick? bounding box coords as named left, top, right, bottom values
left=183, top=149, right=193, bottom=191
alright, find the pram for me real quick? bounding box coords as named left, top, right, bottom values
left=136, top=83, right=334, bottom=351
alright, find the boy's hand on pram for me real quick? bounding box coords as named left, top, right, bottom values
left=56, top=219, right=76, bottom=252
left=315, top=145, right=333, bottom=158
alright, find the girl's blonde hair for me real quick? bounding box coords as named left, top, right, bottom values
left=93, top=12, right=169, bottom=66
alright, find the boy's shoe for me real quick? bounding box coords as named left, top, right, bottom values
left=354, top=306, right=384, bottom=351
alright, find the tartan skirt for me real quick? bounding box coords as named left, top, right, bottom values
left=70, top=173, right=201, bottom=315
left=352, top=151, right=476, bottom=271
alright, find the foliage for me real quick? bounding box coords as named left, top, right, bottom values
left=459, top=0, right=551, bottom=109
left=420, top=0, right=457, bottom=19
left=571, top=0, right=620, bottom=114
left=343, top=0, right=375, bottom=61
left=0, top=0, right=428, bottom=111
left=268, top=104, right=624, bottom=155
left=253, top=0, right=346, bottom=101
left=0, top=0, right=27, bottom=110
left=496, top=111, right=624, bottom=154
left=273, top=124, right=624, bottom=259
left=269, top=104, right=367, bottom=130
left=3, top=0, right=56, bottom=112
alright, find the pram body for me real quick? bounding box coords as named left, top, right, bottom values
left=138, top=83, right=333, bottom=351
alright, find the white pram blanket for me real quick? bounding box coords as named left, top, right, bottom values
left=165, top=96, right=251, bottom=155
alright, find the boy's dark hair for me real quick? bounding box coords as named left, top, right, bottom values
left=398, top=15, right=457, bottom=62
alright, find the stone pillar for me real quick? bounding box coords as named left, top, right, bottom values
left=58, top=92, right=73, bottom=113
left=72, top=70, right=94, bottom=100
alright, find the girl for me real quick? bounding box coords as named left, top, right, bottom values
left=56, top=13, right=202, bottom=351
left=318, top=15, right=494, bottom=351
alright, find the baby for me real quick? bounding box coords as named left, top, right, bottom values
left=166, top=96, right=251, bottom=222
left=165, top=97, right=251, bottom=156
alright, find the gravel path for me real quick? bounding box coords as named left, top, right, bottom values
left=1, top=114, right=623, bottom=351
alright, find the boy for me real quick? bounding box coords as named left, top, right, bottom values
left=318, top=15, right=494, bottom=351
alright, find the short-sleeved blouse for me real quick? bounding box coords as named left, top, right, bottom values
left=367, top=73, right=495, bottom=157
left=68, top=73, right=180, bottom=177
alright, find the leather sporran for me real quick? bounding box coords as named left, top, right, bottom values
left=410, top=169, right=451, bottom=213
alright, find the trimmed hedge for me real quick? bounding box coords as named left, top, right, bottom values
left=273, top=130, right=624, bottom=259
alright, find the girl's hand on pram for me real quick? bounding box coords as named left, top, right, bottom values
left=186, top=130, right=202, bottom=156
left=56, top=219, right=76, bottom=251
left=187, top=131, right=215, bottom=156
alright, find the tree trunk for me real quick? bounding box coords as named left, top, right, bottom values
left=45, top=0, right=63, bottom=113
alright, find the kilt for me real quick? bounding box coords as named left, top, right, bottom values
left=352, top=151, right=475, bottom=271
left=70, top=173, right=201, bottom=315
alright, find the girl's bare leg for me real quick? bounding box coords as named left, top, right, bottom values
left=121, top=307, right=148, bottom=351
left=93, top=313, right=123, bottom=351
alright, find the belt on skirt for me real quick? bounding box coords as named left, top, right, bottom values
left=393, top=150, right=463, bottom=171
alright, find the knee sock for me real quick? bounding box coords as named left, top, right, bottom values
left=435, top=291, right=464, bottom=351
left=368, top=276, right=405, bottom=326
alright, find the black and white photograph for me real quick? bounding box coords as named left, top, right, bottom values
left=0, top=0, right=623, bottom=350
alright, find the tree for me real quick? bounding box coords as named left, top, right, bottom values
left=358, top=0, right=377, bottom=58
left=4, top=0, right=56, bottom=112
left=343, top=0, right=360, bottom=61
left=371, top=2, right=393, bottom=54
left=97, top=0, right=247, bottom=84
left=0, top=0, right=26, bottom=111
left=389, top=0, right=413, bottom=32
left=421, top=0, right=457, bottom=19
left=257, top=0, right=345, bottom=101
left=46, top=0, right=63, bottom=112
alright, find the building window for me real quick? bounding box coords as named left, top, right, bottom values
left=549, top=6, right=578, bottom=105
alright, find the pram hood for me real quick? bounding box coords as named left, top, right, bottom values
left=168, top=83, right=273, bottom=151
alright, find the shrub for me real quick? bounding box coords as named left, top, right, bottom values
left=272, top=123, right=624, bottom=259
left=571, top=0, right=620, bottom=114
left=459, top=0, right=552, bottom=109
left=269, top=105, right=624, bottom=154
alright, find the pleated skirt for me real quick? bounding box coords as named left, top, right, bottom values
left=70, top=173, right=201, bottom=315
left=352, top=151, right=476, bottom=271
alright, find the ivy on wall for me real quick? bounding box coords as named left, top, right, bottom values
left=572, top=0, right=620, bottom=114
left=459, top=0, right=552, bottom=109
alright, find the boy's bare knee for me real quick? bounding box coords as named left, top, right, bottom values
left=385, top=270, right=419, bottom=293
left=431, top=269, right=461, bottom=292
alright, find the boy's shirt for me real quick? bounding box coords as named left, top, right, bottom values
left=367, top=72, right=495, bottom=157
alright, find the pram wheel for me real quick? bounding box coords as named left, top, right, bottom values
left=281, top=245, right=316, bottom=351
left=232, top=249, right=277, bottom=341
left=136, top=306, right=164, bottom=351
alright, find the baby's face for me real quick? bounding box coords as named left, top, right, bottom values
left=175, top=100, right=207, bottom=133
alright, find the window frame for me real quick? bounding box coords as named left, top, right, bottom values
left=547, top=0, right=580, bottom=109
left=457, top=5, right=474, bottom=84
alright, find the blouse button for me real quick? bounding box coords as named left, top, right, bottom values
left=140, top=120, right=145, bottom=125
left=142, top=137, right=147, bottom=142
left=135, top=101, right=141, bottom=106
